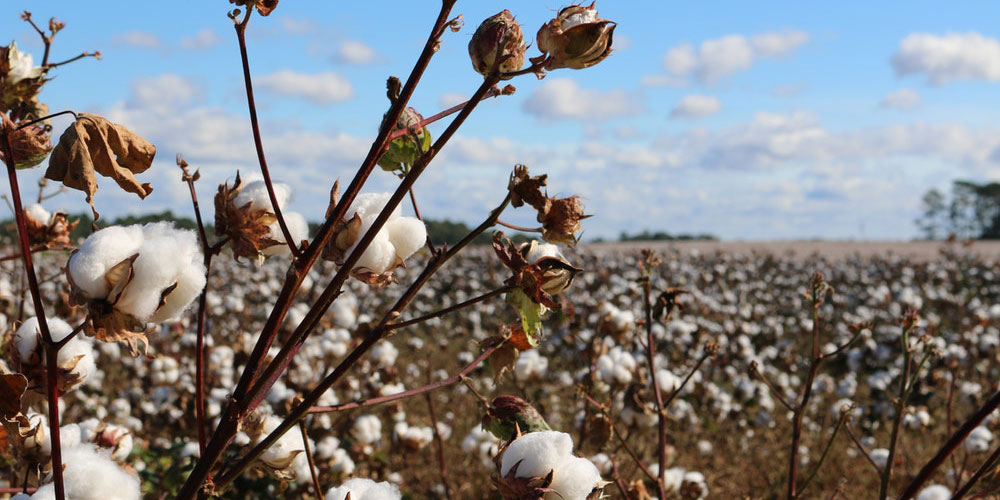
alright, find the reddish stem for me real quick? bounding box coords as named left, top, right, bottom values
left=384, top=86, right=503, bottom=143
left=299, top=421, right=324, bottom=500
left=3, top=122, right=64, bottom=500
left=234, top=19, right=299, bottom=257
left=180, top=163, right=211, bottom=454
left=496, top=219, right=541, bottom=233
left=425, top=387, right=452, bottom=500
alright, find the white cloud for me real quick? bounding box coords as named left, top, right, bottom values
left=113, top=30, right=162, bottom=49
left=335, top=41, right=378, bottom=64
left=658, top=30, right=809, bottom=85
left=128, top=74, right=202, bottom=111
left=522, top=79, right=642, bottom=121
left=670, top=94, right=722, bottom=119
left=438, top=93, right=467, bottom=109
left=892, top=32, right=1000, bottom=85
left=880, top=89, right=921, bottom=110
left=280, top=17, right=317, bottom=35
left=180, top=29, right=221, bottom=50
left=256, top=70, right=354, bottom=104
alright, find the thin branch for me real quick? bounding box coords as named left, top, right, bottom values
left=299, top=421, right=324, bottom=500
left=880, top=320, right=919, bottom=500
left=2, top=120, right=65, bottom=500
left=952, top=443, right=1000, bottom=499
left=496, top=219, right=541, bottom=233
left=15, top=110, right=79, bottom=130
left=44, top=52, right=99, bottom=69
left=425, top=379, right=452, bottom=500
left=579, top=390, right=660, bottom=485
left=387, top=285, right=514, bottom=331
left=233, top=20, right=298, bottom=257
left=796, top=413, right=849, bottom=499
left=640, top=261, right=668, bottom=499
left=308, top=337, right=501, bottom=414
left=662, top=345, right=714, bottom=409
left=384, top=85, right=507, bottom=143
left=749, top=361, right=795, bottom=413
left=846, top=422, right=883, bottom=476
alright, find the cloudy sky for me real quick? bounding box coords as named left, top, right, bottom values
left=3, top=1, right=1000, bottom=240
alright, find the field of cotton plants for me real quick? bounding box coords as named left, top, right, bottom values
left=4, top=236, right=1000, bottom=499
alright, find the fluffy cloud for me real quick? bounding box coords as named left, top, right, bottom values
left=112, top=31, right=162, bottom=49
left=659, top=31, right=809, bottom=85
left=128, top=74, right=202, bottom=111
left=670, top=94, right=722, bottom=119
left=256, top=70, right=354, bottom=104
left=892, top=32, right=1000, bottom=85
left=880, top=89, right=921, bottom=110
left=522, top=79, right=642, bottom=121
left=180, top=29, right=221, bottom=50
left=335, top=41, right=378, bottom=64
left=438, top=93, right=467, bottom=108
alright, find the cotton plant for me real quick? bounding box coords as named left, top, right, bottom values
left=66, top=222, right=206, bottom=354
left=496, top=431, right=605, bottom=500
left=27, top=444, right=140, bottom=500
left=214, top=173, right=310, bottom=262
left=325, top=478, right=401, bottom=500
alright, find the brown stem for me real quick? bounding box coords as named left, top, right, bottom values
left=787, top=300, right=824, bottom=500
left=496, top=219, right=541, bottom=233
left=15, top=110, right=79, bottom=130
left=384, top=86, right=504, bottom=143
left=0, top=245, right=53, bottom=263
left=795, top=413, right=848, bottom=499
left=662, top=347, right=712, bottom=409
left=952, top=444, right=1000, bottom=499
left=21, top=13, right=52, bottom=66
left=299, top=421, right=324, bottom=500
left=180, top=162, right=212, bottom=454
left=174, top=4, right=462, bottom=497
left=846, top=423, right=883, bottom=475
left=3, top=123, right=64, bottom=500
left=425, top=382, right=451, bottom=500
left=641, top=271, right=668, bottom=499
left=234, top=19, right=299, bottom=257
left=579, top=390, right=660, bottom=485
left=749, top=361, right=795, bottom=412
left=896, top=389, right=1000, bottom=500
left=880, top=324, right=917, bottom=500
left=44, top=52, right=99, bottom=69
left=946, top=370, right=958, bottom=489
left=387, top=285, right=514, bottom=331
left=608, top=456, right=630, bottom=499
left=308, top=341, right=500, bottom=414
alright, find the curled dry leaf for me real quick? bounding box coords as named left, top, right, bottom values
left=44, top=113, right=156, bottom=218
left=0, top=373, right=28, bottom=420
left=507, top=165, right=589, bottom=246
left=494, top=460, right=556, bottom=500
left=24, top=209, right=79, bottom=249
left=1, top=113, right=51, bottom=170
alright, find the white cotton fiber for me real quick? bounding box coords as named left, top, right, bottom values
left=262, top=211, right=310, bottom=256
left=353, top=414, right=382, bottom=444
left=25, top=204, right=50, bottom=223
left=547, top=455, right=602, bottom=500
left=70, top=223, right=206, bottom=324
left=349, top=193, right=401, bottom=222
left=233, top=179, right=292, bottom=213
left=386, top=217, right=426, bottom=261
left=916, top=484, right=951, bottom=500
left=526, top=241, right=564, bottom=263
left=68, top=225, right=144, bottom=298
left=258, top=414, right=305, bottom=469
left=15, top=317, right=73, bottom=360
left=325, top=478, right=401, bottom=500
left=39, top=443, right=141, bottom=500
left=149, top=264, right=207, bottom=323
left=114, top=222, right=201, bottom=320
left=353, top=232, right=396, bottom=274
left=500, top=430, right=573, bottom=478
left=58, top=337, right=96, bottom=389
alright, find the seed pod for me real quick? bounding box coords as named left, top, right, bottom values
left=468, top=10, right=526, bottom=78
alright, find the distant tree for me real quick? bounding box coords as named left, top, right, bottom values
left=618, top=229, right=716, bottom=242
left=917, top=180, right=1000, bottom=240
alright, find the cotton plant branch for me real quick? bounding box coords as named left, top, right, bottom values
left=2, top=120, right=66, bottom=500
left=795, top=411, right=849, bottom=499
left=879, top=311, right=925, bottom=500
left=424, top=387, right=453, bottom=500
left=175, top=4, right=462, bottom=496
left=639, top=252, right=669, bottom=499
left=952, top=444, right=1000, bottom=499
left=386, top=285, right=515, bottom=331
left=298, top=421, right=324, bottom=500
left=845, top=422, right=883, bottom=476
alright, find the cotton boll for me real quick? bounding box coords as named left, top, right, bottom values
left=258, top=415, right=306, bottom=469
left=325, top=478, right=401, bottom=500
left=386, top=217, right=426, bottom=261
left=871, top=448, right=889, bottom=469
left=353, top=415, right=382, bottom=445
left=348, top=192, right=401, bottom=222
left=916, top=484, right=951, bottom=500
left=525, top=242, right=565, bottom=263
left=68, top=225, right=144, bottom=298
left=352, top=232, right=396, bottom=274
left=966, top=426, right=993, bottom=453
left=58, top=337, right=96, bottom=389
left=42, top=444, right=141, bottom=500
left=25, top=204, right=50, bottom=223
left=547, top=455, right=602, bottom=500
left=15, top=317, right=69, bottom=361
left=233, top=179, right=292, bottom=213
left=262, top=211, right=310, bottom=256
left=148, top=263, right=207, bottom=323
left=500, top=431, right=573, bottom=478
left=655, top=368, right=681, bottom=394
left=371, top=341, right=398, bottom=368
left=115, top=223, right=202, bottom=321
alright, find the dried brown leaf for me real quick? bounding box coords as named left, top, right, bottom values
left=0, top=373, right=27, bottom=420
left=45, top=114, right=156, bottom=218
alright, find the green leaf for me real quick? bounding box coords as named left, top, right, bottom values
left=506, top=289, right=542, bottom=347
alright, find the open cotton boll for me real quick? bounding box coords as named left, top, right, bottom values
left=353, top=414, right=382, bottom=444
left=500, top=430, right=573, bottom=478
left=348, top=192, right=402, bottom=222
left=58, top=336, right=97, bottom=388
left=386, top=217, right=426, bottom=261
left=353, top=232, right=396, bottom=274
left=39, top=444, right=141, bottom=500
left=325, top=478, right=401, bottom=500
left=149, top=264, right=207, bottom=323
left=68, top=225, right=145, bottom=298
left=25, top=204, right=51, bottom=223
left=546, top=455, right=602, bottom=500
left=15, top=316, right=73, bottom=360
left=262, top=211, right=310, bottom=257
left=258, top=415, right=306, bottom=469
left=113, top=222, right=202, bottom=321
left=916, top=484, right=951, bottom=500
left=233, top=179, right=292, bottom=212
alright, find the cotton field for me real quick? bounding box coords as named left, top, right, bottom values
left=3, top=238, right=1000, bottom=499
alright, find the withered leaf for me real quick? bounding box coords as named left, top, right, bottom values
left=0, top=373, right=28, bottom=420
left=490, top=341, right=519, bottom=381
left=256, top=0, right=279, bottom=16
left=215, top=172, right=282, bottom=262
left=508, top=164, right=547, bottom=210
left=45, top=113, right=156, bottom=218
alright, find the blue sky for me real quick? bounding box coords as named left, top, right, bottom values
left=3, top=1, right=1000, bottom=240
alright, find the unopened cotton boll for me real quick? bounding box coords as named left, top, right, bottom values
left=916, top=484, right=951, bottom=500
left=325, top=478, right=401, bottom=500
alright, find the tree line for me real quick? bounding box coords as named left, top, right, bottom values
left=917, top=180, right=1000, bottom=240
